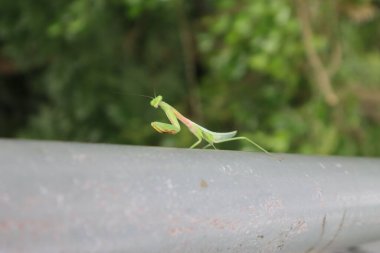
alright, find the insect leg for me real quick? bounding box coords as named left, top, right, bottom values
left=189, top=138, right=202, bottom=149
left=214, top=136, right=279, bottom=160
left=202, top=143, right=211, bottom=149
left=151, top=122, right=180, bottom=134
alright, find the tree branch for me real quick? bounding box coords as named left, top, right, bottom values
left=295, top=0, right=339, bottom=106
left=175, top=0, right=203, bottom=120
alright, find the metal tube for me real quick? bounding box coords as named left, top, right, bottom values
left=0, top=139, right=380, bottom=252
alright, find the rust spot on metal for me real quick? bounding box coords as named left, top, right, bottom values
left=209, top=218, right=238, bottom=230
left=200, top=179, right=208, bottom=188
left=269, top=219, right=308, bottom=251
left=166, top=216, right=240, bottom=237
left=0, top=219, right=59, bottom=234
left=168, top=226, right=194, bottom=236
left=261, top=197, right=284, bottom=216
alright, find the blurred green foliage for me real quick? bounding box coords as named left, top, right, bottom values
left=0, top=0, right=379, bottom=156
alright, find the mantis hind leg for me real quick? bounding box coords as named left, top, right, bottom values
left=214, top=136, right=276, bottom=158
left=202, top=143, right=211, bottom=149
left=202, top=143, right=218, bottom=150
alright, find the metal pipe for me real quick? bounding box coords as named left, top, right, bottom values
left=0, top=139, right=380, bottom=253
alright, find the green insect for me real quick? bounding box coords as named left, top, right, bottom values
left=150, top=95, right=273, bottom=156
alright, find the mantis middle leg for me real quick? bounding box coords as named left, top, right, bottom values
left=189, top=127, right=204, bottom=149
left=190, top=138, right=202, bottom=149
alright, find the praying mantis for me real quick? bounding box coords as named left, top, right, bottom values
left=150, top=95, right=273, bottom=156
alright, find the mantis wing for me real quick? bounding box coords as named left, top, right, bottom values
left=196, top=124, right=237, bottom=142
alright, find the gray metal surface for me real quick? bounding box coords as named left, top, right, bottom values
left=0, top=139, right=380, bottom=253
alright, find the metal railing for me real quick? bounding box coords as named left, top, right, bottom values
left=0, top=139, right=380, bottom=253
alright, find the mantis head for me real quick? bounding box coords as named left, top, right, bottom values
left=150, top=95, right=163, bottom=108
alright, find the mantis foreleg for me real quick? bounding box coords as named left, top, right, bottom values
left=151, top=105, right=181, bottom=134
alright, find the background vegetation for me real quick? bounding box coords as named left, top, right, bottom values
left=0, top=0, right=379, bottom=156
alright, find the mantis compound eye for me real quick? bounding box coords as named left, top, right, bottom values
left=150, top=95, right=163, bottom=108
